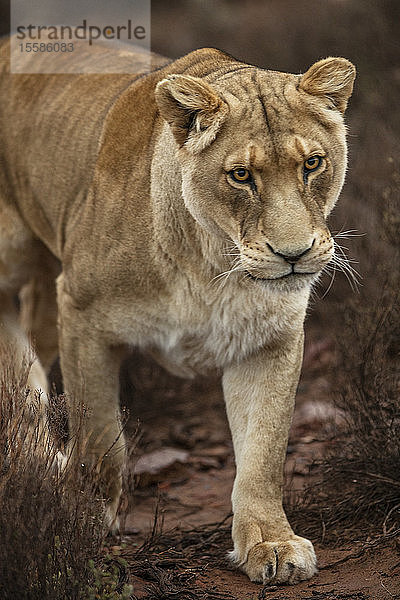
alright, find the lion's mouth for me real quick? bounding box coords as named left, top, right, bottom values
left=245, top=270, right=317, bottom=282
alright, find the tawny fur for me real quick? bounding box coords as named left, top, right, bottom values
left=0, top=40, right=355, bottom=584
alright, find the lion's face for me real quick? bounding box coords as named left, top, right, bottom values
left=155, top=57, right=355, bottom=290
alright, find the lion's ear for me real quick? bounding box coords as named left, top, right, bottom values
left=299, top=57, right=356, bottom=113
left=155, top=74, right=228, bottom=151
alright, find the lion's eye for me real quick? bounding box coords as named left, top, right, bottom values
left=304, top=155, right=323, bottom=173
left=230, top=168, right=251, bottom=183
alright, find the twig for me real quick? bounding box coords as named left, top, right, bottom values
left=320, top=529, right=400, bottom=570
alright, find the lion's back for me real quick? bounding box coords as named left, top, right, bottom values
left=0, top=43, right=242, bottom=256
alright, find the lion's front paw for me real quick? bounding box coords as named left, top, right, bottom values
left=234, top=536, right=317, bottom=584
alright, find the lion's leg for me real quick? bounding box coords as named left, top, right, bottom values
left=19, top=248, right=60, bottom=375
left=57, top=274, right=126, bottom=530
left=0, top=202, right=49, bottom=408
left=222, top=332, right=317, bottom=585
left=0, top=294, right=49, bottom=395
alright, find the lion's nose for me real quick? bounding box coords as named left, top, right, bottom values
left=266, top=239, right=315, bottom=264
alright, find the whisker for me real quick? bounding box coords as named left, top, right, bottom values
left=332, top=244, right=359, bottom=264
left=333, top=228, right=366, bottom=239
left=333, top=241, right=361, bottom=268
left=330, top=258, right=361, bottom=292
left=319, top=264, right=336, bottom=300
left=313, top=240, right=362, bottom=294
left=222, top=240, right=240, bottom=252
left=208, top=257, right=245, bottom=291
left=332, top=251, right=360, bottom=272
left=210, top=267, right=240, bottom=283
left=331, top=251, right=360, bottom=272
left=210, top=261, right=242, bottom=281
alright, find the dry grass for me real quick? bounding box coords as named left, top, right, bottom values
left=287, top=185, right=400, bottom=545
left=0, top=352, right=132, bottom=599
left=121, top=507, right=234, bottom=600
left=309, top=287, right=398, bottom=542
left=286, top=293, right=400, bottom=545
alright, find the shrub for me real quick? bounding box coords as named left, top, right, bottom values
left=0, top=350, right=132, bottom=599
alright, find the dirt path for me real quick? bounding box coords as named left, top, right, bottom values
left=112, top=332, right=400, bottom=599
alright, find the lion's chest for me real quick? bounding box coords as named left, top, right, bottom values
left=124, top=279, right=305, bottom=378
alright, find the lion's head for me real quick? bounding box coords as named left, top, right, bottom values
left=155, top=56, right=355, bottom=291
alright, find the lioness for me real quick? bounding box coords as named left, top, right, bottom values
left=0, top=41, right=355, bottom=584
